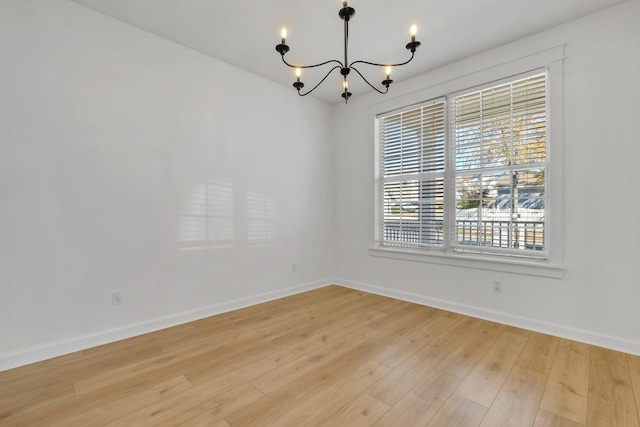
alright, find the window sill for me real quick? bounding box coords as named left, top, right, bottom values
left=368, top=246, right=564, bottom=278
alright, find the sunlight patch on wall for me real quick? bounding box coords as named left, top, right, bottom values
left=178, top=178, right=234, bottom=250
left=247, top=191, right=276, bottom=247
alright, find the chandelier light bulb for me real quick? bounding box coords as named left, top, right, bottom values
left=410, top=25, right=417, bottom=42
left=295, top=68, right=301, bottom=81
left=342, top=1, right=347, bottom=8
left=385, top=66, right=391, bottom=78
left=281, top=27, right=287, bottom=43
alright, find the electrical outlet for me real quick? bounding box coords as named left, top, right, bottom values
left=112, top=290, right=123, bottom=305
left=492, top=281, right=502, bottom=293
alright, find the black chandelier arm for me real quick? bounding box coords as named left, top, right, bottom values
left=349, top=50, right=416, bottom=69
left=296, top=65, right=343, bottom=96
left=281, top=55, right=344, bottom=70
left=350, top=66, right=389, bottom=94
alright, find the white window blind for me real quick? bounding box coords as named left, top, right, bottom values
left=452, top=72, right=547, bottom=256
left=376, top=71, right=548, bottom=259
left=378, top=99, right=446, bottom=249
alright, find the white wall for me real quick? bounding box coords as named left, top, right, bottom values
left=1, top=0, right=639, bottom=372
left=332, top=0, right=640, bottom=354
left=0, top=0, right=335, bottom=370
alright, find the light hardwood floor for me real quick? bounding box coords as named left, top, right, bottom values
left=1, top=285, right=639, bottom=426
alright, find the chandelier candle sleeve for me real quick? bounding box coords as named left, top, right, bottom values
left=382, top=66, right=393, bottom=88
left=275, top=2, right=420, bottom=103
left=341, top=79, right=352, bottom=101
left=293, top=67, right=304, bottom=91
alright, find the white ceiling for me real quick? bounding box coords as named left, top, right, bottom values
left=69, top=0, right=627, bottom=104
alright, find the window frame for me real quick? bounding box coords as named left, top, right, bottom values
left=370, top=45, right=564, bottom=278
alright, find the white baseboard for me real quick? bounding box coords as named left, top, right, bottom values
left=4, top=277, right=638, bottom=372
left=0, top=279, right=331, bottom=372
left=334, top=278, right=640, bottom=357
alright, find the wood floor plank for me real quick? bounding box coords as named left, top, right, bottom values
left=374, top=296, right=412, bottom=314
left=262, top=360, right=390, bottom=426
left=186, top=348, right=299, bottom=387
left=454, top=330, right=529, bottom=407
left=233, top=287, right=366, bottom=334
left=590, top=346, right=629, bottom=368
left=372, top=368, right=463, bottom=426
left=426, top=393, right=487, bottom=427
left=438, top=320, right=505, bottom=378
left=203, top=321, right=318, bottom=363
left=534, top=409, right=587, bottom=427
left=628, top=353, right=640, bottom=425
left=250, top=326, right=379, bottom=394
left=1, top=285, right=638, bottom=427
left=516, top=332, right=560, bottom=376
left=366, top=303, right=438, bottom=346
left=84, top=323, right=198, bottom=357
left=366, top=312, right=491, bottom=406
left=214, top=285, right=347, bottom=327
left=153, top=383, right=264, bottom=427
left=1, top=343, right=159, bottom=398
left=587, top=350, right=639, bottom=427
left=1, top=346, right=188, bottom=425
left=53, top=375, right=194, bottom=426
left=156, top=323, right=259, bottom=355
left=479, top=365, right=547, bottom=426
left=224, top=342, right=381, bottom=426
left=319, top=393, right=390, bottom=427
left=372, top=314, right=457, bottom=369
left=195, top=420, right=231, bottom=427
left=0, top=351, right=84, bottom=384
left=72, top=343, right=234, bottom=396
left=3, top=374, right=193, bottom=427
left=285, top=309, right=387, bottom=357
left=184, top=312, right=340, bottom=384
left=539, top=339, right=591, bottom=424
left=101, top=381, right=261, bottom=426
left=0, top=384, right=76, bottom=426
left=331, top=359, right=393, bottom=391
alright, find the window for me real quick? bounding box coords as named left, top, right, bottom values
left=376, top=71, right=549, bottom=260
left=378, top=99, right=446, bottom=249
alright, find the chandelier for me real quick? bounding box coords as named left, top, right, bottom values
left=275, top=1, right=421, bottom=103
